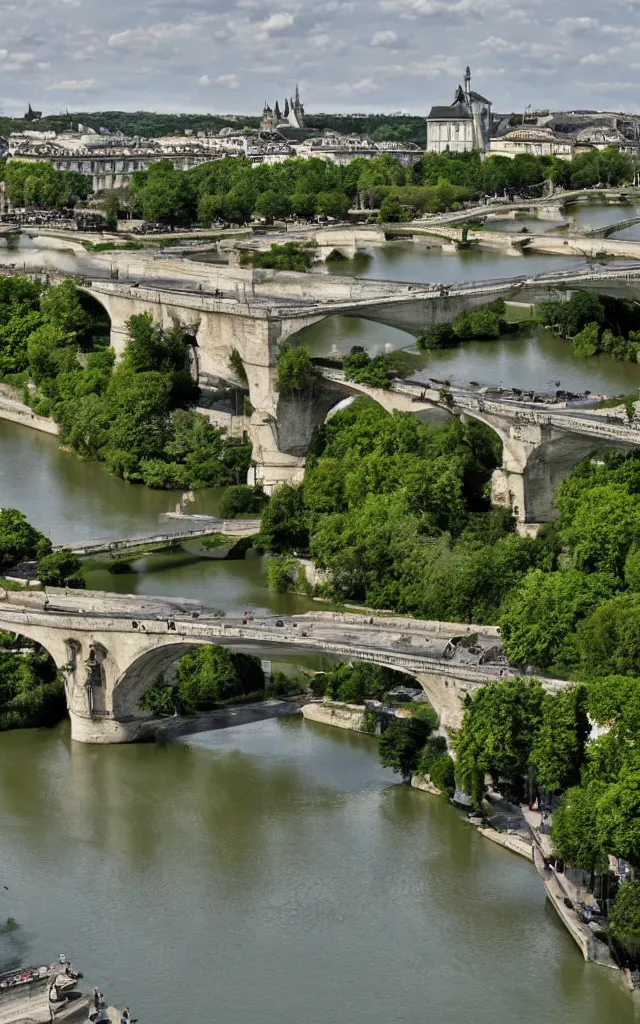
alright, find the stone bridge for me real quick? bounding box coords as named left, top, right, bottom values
left=6, top=252, right=640, bottom=502
left=0, top=588, right=571, bottom=743
left=583, top=215, right=640, bottom=239
left=319, top=371, right=640, bottom=533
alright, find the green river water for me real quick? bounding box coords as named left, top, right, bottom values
left=0, top=719, right=635, bottom=1024
left=1, top=207, right=639, bottom=1021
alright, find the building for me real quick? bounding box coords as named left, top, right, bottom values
left=292, top=131, right=421, bottom=167
left=24, top=103, right=42, bottom=122
left=425, top=67, right=491, bottom=154
left=489, top=127, right=574, bottom=161
left=260, top=86, right=305, bottom=130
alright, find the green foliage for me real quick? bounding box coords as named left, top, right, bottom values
left=429, top=754, right=456, bottom=795
left=416, top=734, right=448, bottom=775
left=609, top=882, right=640, bottom=955
left=259, top=485, right=308, bottom=553
left=537, top=291, right=640, bottom=364
left=322, top=662, right=419, bottom=704
left=138, top=674, right=178, bottom=717
left=500, top=569, right=616, bottom=673
left=276, top=345, right=316, bottom=394
left=250, top=242, right=314, bottom=272
left=378, top=195, right=408, bottom=223
left=342, top=347, right=392, bottom=389
left=0, top=509, right=51, bottom=568
left=0, top=641, right=66, bottom=731
left=454, top=677, right=546, bottom=804
left=37, top=551, right=85, bottom=589
left=0, top=284, right=245, bottom=491
left=529, top=686, right=590, bottom=793
left=4, top=160, right=92, bottom=209
left=266, top=555, right=298, bottom=593
left=219, top=485, right=267, bottom=518
left=417, top=299, right=511, bottom=351
left=175, top=646, right=265, bottom=714
left=551, top=784, right=609, bottom=877
left=379, top=714, right=436, bottom=780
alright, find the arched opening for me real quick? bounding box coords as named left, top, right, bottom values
left=287, top=314, right=418, bottom=364
left=76, top=289, right=112, bottom=350
left=183, top=332, right=199, bottom=383
left=520, top=437, right=637, bottom=526
left=0, top=627, right=67, bottom=731
left=112, top=640, right=270, bottom=721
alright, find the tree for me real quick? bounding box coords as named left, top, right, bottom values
left=37, top=551, right=85, bottom=589
left=379, top=716, right=435, bottom=780
left=103, top=372, right=173, bottom=479
left=219, top=485, right=267, bottom=518
left=314, top=191, right=350, bottom=219
left=254, top=190, right=291, bottom=223
left=551, top=784, right=609, bottom=881
left=103, top=192, right=120, bottom=232
left=0, top=509, right=51, bottom=569
left=276, top=345, right=316, bottom=395
left=259, top=485, right=308, bottom=553
left=529, top=686, right=590, bottom=793
left=175, top=646, right=264, bottom=713
left=596, top=766, right=640, bottom=867
left=577, top=596, right=640, bottom=678
left=500, top=569, right=617, bottom=673
left=454, top=677, right=545, bottom=803
left=609, top=882, right=640, bottom=957
left=378, top=195, right=406, bottom=223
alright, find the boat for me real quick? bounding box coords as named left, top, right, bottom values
left=0, top=957, right=88, bottom=1024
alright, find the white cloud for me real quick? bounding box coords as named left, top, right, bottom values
left=198, top=74, right=211, bottom=85
left=216, top=74, right=239, bottom=89
left=371, top=29, right=398, bottom=45
left=44, top=78, right=100, bottom=91
left=335, top=77, right=376, bottom=93
left=556, top=17, right=599, bottom=31
left=579, top=52, right=607, bottom=65
left=108, top=22, right=196, bottom=49
left=262, top=12, right=294, bottom=31
left=309, top=33, right=331, bottom=47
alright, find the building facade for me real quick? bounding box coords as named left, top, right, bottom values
left=489, top=127, right=574, bottom=161
left=426, top=67, right=492, bottom=154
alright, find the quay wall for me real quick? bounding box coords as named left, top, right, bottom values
left=301, top=700, right=366, bottom=732
left=0, top=389, right=59, bottom=436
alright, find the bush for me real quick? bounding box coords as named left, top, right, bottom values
left=277, top=345, right=317, bottom=395
left=429, top=754, right=456, bottom=795
left=266, top=555, right=298, bottom=593
left=37, top=551, right=85, bottom=589
left=219, top=485, right=267, bottom=518
left=609, top=881, right=640, bottom=956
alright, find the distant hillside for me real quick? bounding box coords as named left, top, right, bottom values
left=0, top=110, right=426, bottom=145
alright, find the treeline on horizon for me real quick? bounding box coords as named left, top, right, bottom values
left=3, top=142, right=633, bottom=224
left=0, top=111, right=427, bottom=144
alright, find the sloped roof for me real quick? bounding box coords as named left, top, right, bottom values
left=469, top=90, right=491, bottom=105
left=427, top=103, right=472, bottom=121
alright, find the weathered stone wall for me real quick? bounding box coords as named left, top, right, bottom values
left=300, top=700, right=366, bottom=732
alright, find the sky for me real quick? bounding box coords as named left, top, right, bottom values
left=1, top=0, right=639, bottom=119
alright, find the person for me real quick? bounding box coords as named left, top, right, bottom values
left=93, top=987, right=101, bottom=1011
left=121, top=1008, right=132, bottom=1024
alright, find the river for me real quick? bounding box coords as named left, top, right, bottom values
left=0, top=718, right=634, bottom=1024
left=0, top=212, right=638, bottom=1021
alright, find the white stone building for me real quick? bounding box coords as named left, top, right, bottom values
left=426, top=67, right=492, bottom=154
left=489, top=127, right=574, bottom=161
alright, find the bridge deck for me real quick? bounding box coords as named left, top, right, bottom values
left=54, top=521, right=261, bottom=557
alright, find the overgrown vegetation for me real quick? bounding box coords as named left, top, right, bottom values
left=0, top=629, right=66, bottom=731
left=1, top=161, right=92, bottom=209
left=139, top=646, right=266, bottom=716
left=248, top=242, right=316, bottom=272
left=417, top=299, right=518, bottom=351
left=537, top=291, right=640, bottom=363
left=0, top=278, right=251, bottom=489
